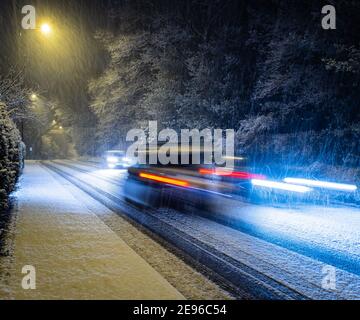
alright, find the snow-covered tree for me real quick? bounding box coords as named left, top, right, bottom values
left=0, top=69, right=32, bottom=122
left=87, top=0, right=360, bottom=170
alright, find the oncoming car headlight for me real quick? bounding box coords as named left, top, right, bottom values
left=283, top=178, right=357, bottom=192
left=107, top=156, right=119, bottom=163
left=251, top=179, right=313, bottom=193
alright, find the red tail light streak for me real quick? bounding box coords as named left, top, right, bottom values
left=199, top=168, right=266, bottom=180
left=139, top=172, right=190, bottom=187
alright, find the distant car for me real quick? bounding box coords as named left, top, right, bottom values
left=102, top=150, right=133, bottom=169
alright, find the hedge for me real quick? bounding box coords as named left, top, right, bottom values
left=0, top=103, right=24, bottom=211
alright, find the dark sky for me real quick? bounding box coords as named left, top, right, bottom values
left=1, top=0, right=360, bottom=124
left=0, top=0, right=106, bottom=67
left=0, top=0, right=114, bottom=123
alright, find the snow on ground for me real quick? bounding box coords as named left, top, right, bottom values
left=210, top=199, right=360, bottom=275
left=57, top=160, right=360, bottom=299
left=0, top=161, right=183, bottom=299
left=154, top=207, right=360, bottom=299
left=51, top=162, right=232, bottom=299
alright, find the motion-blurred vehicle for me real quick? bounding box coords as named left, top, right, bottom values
left=123, top=148, right=359, bottom=210
left=102, top=150, right=133, bottom=169
left=123, top=149, right=265, bottom=211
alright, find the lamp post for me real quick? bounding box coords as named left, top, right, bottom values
left=19, top=21, right=53, bottom=158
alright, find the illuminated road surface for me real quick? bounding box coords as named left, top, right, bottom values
left=52, top=159, right=360, bottom=299
left=2, top=160, right=359, bottom=299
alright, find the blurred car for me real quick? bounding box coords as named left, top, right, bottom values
left=123, top=149, right=265, bottom=211
left=123, top=146, right=360, bottom=211
left=102, top=150, right=133, bottom=169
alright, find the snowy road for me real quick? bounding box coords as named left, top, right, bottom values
left=41, top=159, right=360, bottom=299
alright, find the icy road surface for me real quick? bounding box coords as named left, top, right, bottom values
left=61, top=159, right=360, bottom=276
left=0, top=162, right=184, bottom=299
left=52, top=159, right=360, bottom=299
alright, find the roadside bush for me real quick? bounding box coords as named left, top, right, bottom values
left=0, top=103, right=23, bottom=211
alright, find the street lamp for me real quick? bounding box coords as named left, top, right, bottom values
left=31, top=93, right=37, bottom=100
left=40, top=23, right=52, bottom=36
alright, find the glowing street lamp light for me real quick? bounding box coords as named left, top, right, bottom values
left=59, top=126, right=63, bottom=130
left=31, top=93, right=37, bottom=100
left=40, top=23, right=52, bottom=36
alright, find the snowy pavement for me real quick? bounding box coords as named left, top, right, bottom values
left=0, top=161, right=184, bottom=299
